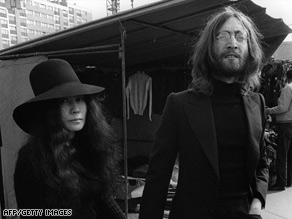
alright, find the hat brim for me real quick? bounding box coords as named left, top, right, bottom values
left=13, top=82, right=104, bottom=134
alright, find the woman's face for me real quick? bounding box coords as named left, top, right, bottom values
left=60, top=95, right=87, bottom=136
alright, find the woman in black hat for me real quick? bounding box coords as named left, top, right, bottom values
left=13, top=59, right=125, bottom=219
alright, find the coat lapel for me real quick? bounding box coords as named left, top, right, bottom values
left=183, top=94, right=219, bottom=179
left=182, top=92, right=262, bottom=180
left=243, top=95, right=261, bottom=177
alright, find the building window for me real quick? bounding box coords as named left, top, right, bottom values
left=34, top=11, right=40, bottom=17
left=9, top=15, right=15, bottom=21
left=0, top=18, right=8, bottom=25
left=76, top=17, right=81, bottom=25
left=63, top=9, right=68, bottom=17
left=1, top=29, right=9, bottom=38
left=21, top=27, right=27, bottom=35
left=19, top=9, right=26, bottom=17
left=0, top=19, right=8, bottom=28
left=69, top=15, right=74, bottom=23
left=11, top=35, right=17, bottom=41
left=47, top=5, right=53, bottom=11
left=33, top=1, right=39, bottom=7
left=27, top=19, right=34, bottom=25
left=34, top=30, right=41, bottom=35
left=69, top=7, right=73, bottom=14
left=27, top=0, right=32, bottom=6
left=1, top=29, right=8, bottom=34
left=54, top=25, right=61, bottom=31
left=63, top=19, right=68, bottom=26
left=10, top=25, right=16, bottom=31
left=76, top=9, right=81, bottom=17
left=40, top=13, right=47, bottom=18
left=0, top=8, right=7, bottom=15
left=54, top=16, right=60, bottom=24
left=54, top=8, right=60, bottom=15
left=2, top=39, right=9, bottom=48
left=26, top=10, right=33, bottom=16
left=47, top=14, right=53, bottom=20
left=40, top=3, right=46, bottom=9
left=21, top=37, right=29, bottom=42
left=20, top=17, right=26, bottom=27
left=9, top=25, right=17, bottom=34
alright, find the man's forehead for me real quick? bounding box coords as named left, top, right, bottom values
left=219, top=17, right=246, bottom=32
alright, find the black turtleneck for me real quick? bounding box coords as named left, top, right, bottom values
left=211, top=79, right=248, bottom=205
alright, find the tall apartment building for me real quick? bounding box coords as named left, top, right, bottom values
left=0, top=0, right=92, bottom=49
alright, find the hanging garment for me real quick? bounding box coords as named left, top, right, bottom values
left=126, top=71, right=152, bottom=121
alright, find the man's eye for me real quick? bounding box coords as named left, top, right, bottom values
left=217, top=32, right=230, bottom=40
left=236, top=33, right=246, bottom=41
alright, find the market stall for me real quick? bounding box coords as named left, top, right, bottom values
left=0, top=0, right=291, bottom=217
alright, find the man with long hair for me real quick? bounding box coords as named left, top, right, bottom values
left=139, top=6, right=269, bottom=219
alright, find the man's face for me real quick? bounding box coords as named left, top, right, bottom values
left=213, top=17, right=249, bottom=82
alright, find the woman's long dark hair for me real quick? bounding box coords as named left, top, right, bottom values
left=189, top=6, right=264, bottom=95
left=18, top=94, right=121, bottom=208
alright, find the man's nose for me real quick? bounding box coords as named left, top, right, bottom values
left=227, top=36, right=238, bottom=49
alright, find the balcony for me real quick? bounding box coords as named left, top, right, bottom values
left=20, top=11, right=26, bottom=17
left=11, top=40, right=18, bottom=44
left=9, top=19, right=16, bottom=25
left=1, top=33, right=9, bottom=38
left=0, top=12, right=7, bottom=18
left=1, top=23, right=8, bottom=28
left=8, top=9, right=14, bottom=14
left=20, top=22, right=27, bottom=27
left=10, top=29, right=17, bottom=35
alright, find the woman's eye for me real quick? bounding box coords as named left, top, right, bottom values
left=61, top=98, right=69, bottom=103
left=76, top=96, right=85, bottom=102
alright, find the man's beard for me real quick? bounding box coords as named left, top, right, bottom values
left=213, top=50, right=248, bottom=79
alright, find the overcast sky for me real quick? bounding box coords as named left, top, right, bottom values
left=67, top=0, right=292, bottom=41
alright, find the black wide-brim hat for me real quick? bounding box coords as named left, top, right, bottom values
left=13, top=59, right=104, bottom=134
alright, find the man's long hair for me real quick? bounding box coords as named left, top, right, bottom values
left=189, top=6, right=263, bottom=95
left=17, top=95, right=121, bottom=208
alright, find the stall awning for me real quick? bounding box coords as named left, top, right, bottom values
left=0, top=0, right=291, bottom=67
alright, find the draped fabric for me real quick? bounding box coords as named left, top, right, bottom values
left=0, top=56, right=48, bottom=210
